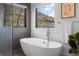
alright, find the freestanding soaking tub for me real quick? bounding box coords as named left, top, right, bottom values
left=20, top=38, right=62, bottom=56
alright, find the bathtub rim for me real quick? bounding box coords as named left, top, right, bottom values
left=20, top=38, right=62, bottom=48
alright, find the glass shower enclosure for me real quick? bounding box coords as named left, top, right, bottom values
left=0, top=3, right=12, bottom=56
left=0, top=3, right=26, bottom=56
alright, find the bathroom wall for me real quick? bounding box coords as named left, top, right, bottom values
left=72, top=22, right=79, bottom=34
left=31, top=3, right=79, bottom=55
left=31, top=3, right=72, bottom=43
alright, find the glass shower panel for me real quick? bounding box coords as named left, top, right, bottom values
left=0, top=3, right=12, bottom=56
left=0, top=3, right=27, bottom=56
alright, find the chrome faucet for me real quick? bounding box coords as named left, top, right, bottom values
left=46, top=28, right=50, bottom=47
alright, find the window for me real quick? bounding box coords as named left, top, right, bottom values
left=4, top=4, right=26, bottom=27
left=36, top=4, right=55, bottom=28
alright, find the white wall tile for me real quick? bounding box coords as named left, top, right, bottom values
left=31, top=3, right=78, bottom=55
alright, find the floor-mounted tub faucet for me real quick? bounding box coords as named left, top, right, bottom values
left=46, top=28, right=50, bottom=47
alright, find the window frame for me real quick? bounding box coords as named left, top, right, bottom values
left=4, top=4, right=27, bottom=28
left=35, top=4, right=55, bottom=28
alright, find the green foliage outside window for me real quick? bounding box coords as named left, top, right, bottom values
left=4, top=4, right=26, bottom=27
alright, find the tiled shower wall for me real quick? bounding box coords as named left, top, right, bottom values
left=12, top=3, right=31, bottom=50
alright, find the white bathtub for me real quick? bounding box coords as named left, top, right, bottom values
left=20, top=38, right=62, bottom=56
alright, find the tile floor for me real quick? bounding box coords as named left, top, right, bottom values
left=0, top=48, right=25, bottom=56
left=12, top=48, right=25, bottom=56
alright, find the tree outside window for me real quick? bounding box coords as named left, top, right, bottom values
left=4, top=4, right=26, bottom=27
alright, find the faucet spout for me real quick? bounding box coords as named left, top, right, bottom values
left=46, top=28, right=50, bottom=47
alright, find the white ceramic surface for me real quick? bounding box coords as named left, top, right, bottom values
left=20, top=38, right=62, bottom=56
